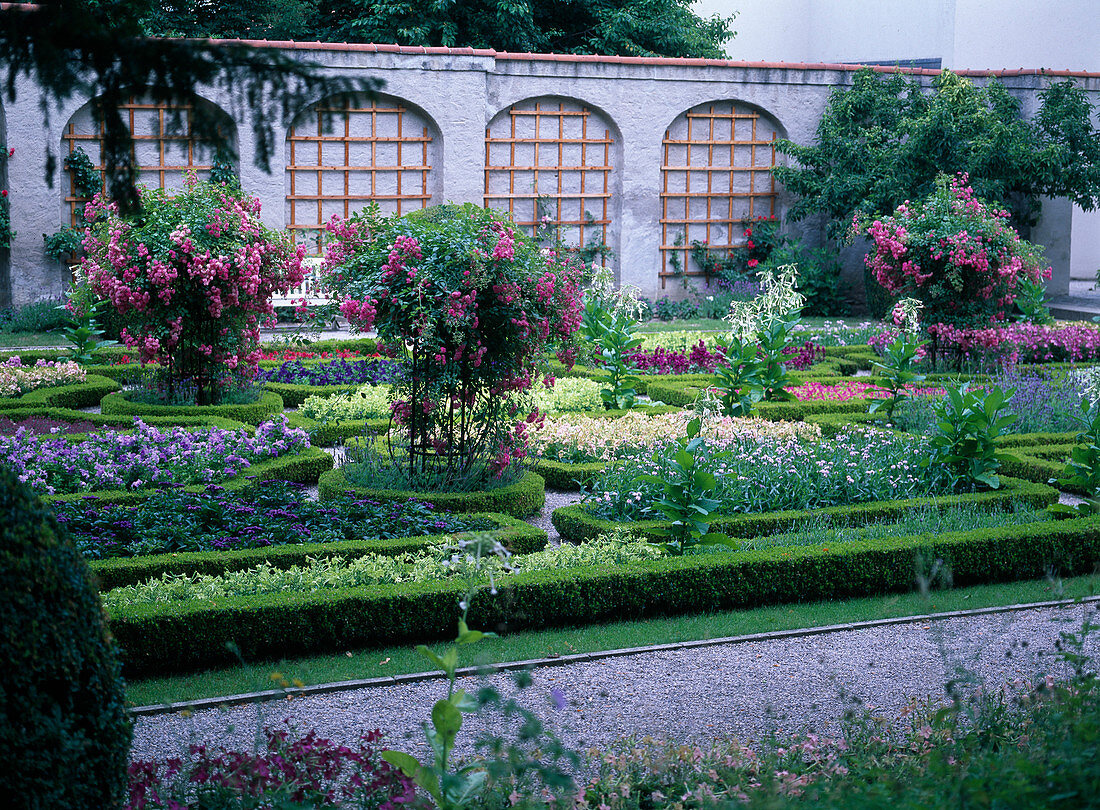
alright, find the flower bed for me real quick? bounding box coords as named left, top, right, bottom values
left=584, top=425, right=941, bottom=521
left=87, top=511, right=542, bottom=591
left=532, top=410, right=818, bottom=464
left=789, top=380, right=946, bottom=402
left=103, top=532, right=658, bottom=611
left=59, top=479, right=496, bottom=560
left=0, top=356, right=86, bottom=397
left=253, top=357, right=404, bottom=386
left=919, top=321, right=1100, bottom=366
left=3, top=417, right=309, bottom=495
left=624, top=340, right=826, bottom=375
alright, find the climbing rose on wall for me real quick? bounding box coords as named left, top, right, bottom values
left=82, top=177, right=305, bottom=403
left=321, top=203, right=586, bottom=484
left=860, top=173, right=1051, bottom=327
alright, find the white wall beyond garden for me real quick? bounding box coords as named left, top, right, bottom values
left=2, top=42, right=1097, bottom=307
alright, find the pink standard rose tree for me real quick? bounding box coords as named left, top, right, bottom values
left=862, top=173, right=1051, bottom=327
left=82, top=178, right=304, bottom=404
left=322, top=203, right=586, bottom=487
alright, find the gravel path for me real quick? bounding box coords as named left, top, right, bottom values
left=130, top=601, right=1100, bottom=763
left=529, top=489, right=583, bottom=543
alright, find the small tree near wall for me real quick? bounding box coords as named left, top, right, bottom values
left=323, top=203, right=586, bottom=487
left=83, top=178, right=305, bottom=403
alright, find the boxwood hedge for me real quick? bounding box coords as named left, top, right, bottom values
left=0, top=375, right=120, bottom=410
left=318, top=468, right=546, bottom=517
left=100, top=389, right=284, bottom=424
left=108, top=513, right=1100, bottom=677
left=90, top=512, right=546, bottom=591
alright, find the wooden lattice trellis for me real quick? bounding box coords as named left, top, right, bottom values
left=484, top=100, right=613, bottom=264
left=659, top=103, right=778, bottom=287
left=285, top=97, right=435, bottom=255
left=62, top=98, right=225, bottom=229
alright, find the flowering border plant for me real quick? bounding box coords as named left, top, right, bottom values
left=862, top=173, right=1051, bottom=326
left=322, top=203, right=585, bottom=485
left=83, top=177, right=305, bottom=404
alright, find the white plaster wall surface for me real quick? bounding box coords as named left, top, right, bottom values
left=2, top=45, right=1097, bottom=306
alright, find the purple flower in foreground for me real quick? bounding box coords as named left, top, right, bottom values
left=550, top=687, right=566, bottom=710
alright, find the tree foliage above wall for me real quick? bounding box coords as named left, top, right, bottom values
left=138, top=0, right=737, bottom=59
left=774, top=68, right=1100, bottom=237
left=0, top=0, right=380, bottom=214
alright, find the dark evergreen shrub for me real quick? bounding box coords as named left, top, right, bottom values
left=0, top=464, right=132, bottom=808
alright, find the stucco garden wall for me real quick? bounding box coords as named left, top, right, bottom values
left=3, top=43, right=1097, bottom=308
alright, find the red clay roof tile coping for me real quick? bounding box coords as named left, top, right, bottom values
left=0, top=10, right=1095, bottom=79
left=196, top=39, right=1100, bottom=78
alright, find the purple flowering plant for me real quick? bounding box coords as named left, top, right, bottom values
left=0, top=417, right=308, bottom=495
left=254, top=357, right=405, bottom=387
left=58, top=479, right=492, bottom=559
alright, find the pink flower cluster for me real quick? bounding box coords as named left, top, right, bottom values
left=624, top=340, right=824, bottom=376
left=862, top=174, right=1049, bottom=325
left=926, top=321, right=1100, bottom=365
left=788, top=380, right=945, bottom=401
left=83, top=181, right=305, bottom=376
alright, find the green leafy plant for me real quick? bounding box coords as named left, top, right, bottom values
left=64, top=147, right=102, bottom=200
left=1049, top=398, right=1100, bottom=517
left=581, top=267, right=645, bottom=410
left=1013, top=276, right=1054, bottom=324
left=869, top=298, right=927, bottom=422
left=380, top=532, right=578, bottom=809
left=635, top=417, right=733, bottom=555
left=711, top=264, right=805, bottom=417
left=923, top=383, right=1020, bottom=490
left=56, top=278, right=118, bottom=364
left=43, top=227, right=84, bottom=263
left=776, top=68, right=1100, bottom=237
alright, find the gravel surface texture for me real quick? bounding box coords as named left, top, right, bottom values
left=529, top=488, right=583, bottom=543
left=130, top=602, right=1100, bottom=764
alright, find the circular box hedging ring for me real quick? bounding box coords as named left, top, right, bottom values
left=100, top=390, right=285, bottom=425
left=318, top=468, right=546, bottom=518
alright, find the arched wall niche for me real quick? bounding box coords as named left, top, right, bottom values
left=484, top=95, right=622, bottom=268
left=284, top=93, right=443, bottom=254
left=659, top=99, right=785, bottom=287
left=60, top=93, right=238, bottom=229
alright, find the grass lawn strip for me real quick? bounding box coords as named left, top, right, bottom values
left=123, top=572, right=1100, bottom=707
left=106, top=510, right=1099, bottom=677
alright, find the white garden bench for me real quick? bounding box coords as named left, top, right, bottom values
left=270, top=257, right=332, bottom=309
